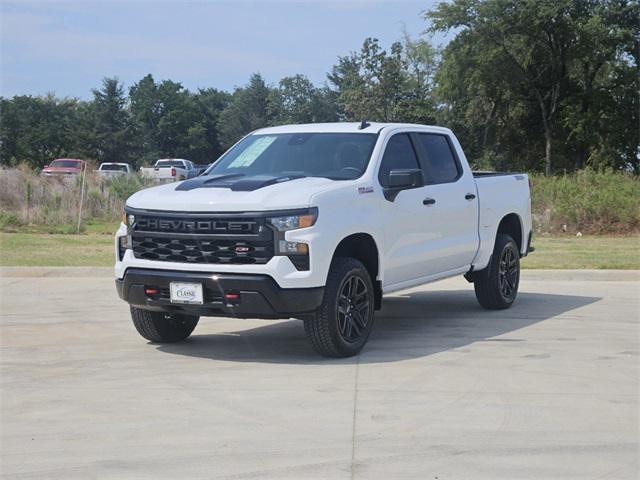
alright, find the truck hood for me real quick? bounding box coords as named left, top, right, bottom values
left=126, top=175, right=338, bottom=212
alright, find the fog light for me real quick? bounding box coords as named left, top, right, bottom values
left=278, top=241, right=308, bottom=254
left=118, top=235, right=131, bottom=261
left=119, top=235, right=131, bottom=250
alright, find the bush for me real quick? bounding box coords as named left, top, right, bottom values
left=106, top=174, right=152, bottom=201
left=531, top=168, right=640, bottom=234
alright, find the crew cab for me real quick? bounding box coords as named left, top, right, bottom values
left=41, top=158, right=85, bottom=176
left=140, top=159, right=197, bottom=182
left=97, top=162, right=132, bottom=177
left=115, top=123, right=532, bottom=357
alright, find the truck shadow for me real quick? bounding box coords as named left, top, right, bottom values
left=156, top=290, right=600, bottom=364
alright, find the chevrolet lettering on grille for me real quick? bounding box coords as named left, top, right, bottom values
left=136, top=217, right=257, bottom=234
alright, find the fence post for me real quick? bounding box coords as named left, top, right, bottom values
left=25, top=180, right=31, bottom=224
left=76, top=163, right=87, bottom=233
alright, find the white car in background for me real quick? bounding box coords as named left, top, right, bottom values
left=97, top=163, right=132, bottom=177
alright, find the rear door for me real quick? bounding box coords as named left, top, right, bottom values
left=412, top=132, right=479, bottom=274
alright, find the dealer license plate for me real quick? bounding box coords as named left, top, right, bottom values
left=169, top=282, right=203, bottom=305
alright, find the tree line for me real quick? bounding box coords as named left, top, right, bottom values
left=1, top=0, right=637, bottom=174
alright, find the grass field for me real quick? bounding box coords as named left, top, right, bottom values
left=521, top=235, right=639, bottom=269
left=0, top=232, right=114, bottom=267
left=1, top=231, right=638, bottom=269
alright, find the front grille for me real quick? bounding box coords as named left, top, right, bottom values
left=131, top=214, right=274, bottom=265
left=132, top=235, right=273, bottom=264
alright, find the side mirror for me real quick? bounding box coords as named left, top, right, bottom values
left=383, top=169, right=423, bottom=201
left=43, top=165, right=49, bottom=169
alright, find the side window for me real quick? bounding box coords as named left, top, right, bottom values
left=378, top=134, right=420, bottom=187
left=417, top=134, right=460, bottom=184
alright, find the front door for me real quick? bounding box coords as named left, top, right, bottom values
left=377, top=133, right=435, bottom=287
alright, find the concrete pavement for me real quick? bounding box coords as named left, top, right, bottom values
left=1, top=269, right=638, bottom=479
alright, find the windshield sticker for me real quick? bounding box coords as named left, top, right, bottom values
left=229, top=136, right=277, bottom=168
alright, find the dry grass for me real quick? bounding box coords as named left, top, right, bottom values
left=0, top=166, right=151, bottom=232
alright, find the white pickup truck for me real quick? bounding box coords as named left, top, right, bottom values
left=97, top=162, right=132, bottom=177
left=115, top=122, right=532, bottom=357
left=140, top=159, right=198, bottom=182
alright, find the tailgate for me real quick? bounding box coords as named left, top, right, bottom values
left=141, top=167, right=173, bottom=179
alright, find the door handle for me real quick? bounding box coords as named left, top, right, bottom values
left=423, top=198, right=436, bottom=206
left=465, top=193, right=476, bottom=200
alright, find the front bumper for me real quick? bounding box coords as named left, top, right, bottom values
left=116, top=268, right=324, bottom=319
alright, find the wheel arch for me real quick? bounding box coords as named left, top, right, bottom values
left=331, top=233, right=382, bottom=310
left=496, top=213, right=524, bottom=253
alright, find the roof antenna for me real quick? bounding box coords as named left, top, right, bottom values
left=358, top=119, right=370, bottom=130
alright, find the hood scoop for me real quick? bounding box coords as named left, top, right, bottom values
left=175, top=174, right=305, bottom=192
left=174, top=174, right=243, bottom=191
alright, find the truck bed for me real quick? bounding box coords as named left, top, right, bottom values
left=471, top=171, right=532, bottom=269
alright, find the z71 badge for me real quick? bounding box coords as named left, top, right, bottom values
left=358, top=186, right=374, bottom=194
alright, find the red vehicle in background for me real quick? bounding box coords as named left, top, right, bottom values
left=41, top=158, right=86, bottom=176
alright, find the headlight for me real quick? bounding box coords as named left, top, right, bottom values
left=268, top=209, right=318, bottom=232
left=121, top=211, right=135, bottom=227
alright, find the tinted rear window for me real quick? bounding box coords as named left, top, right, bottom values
left=156, top=160, right=185, bottom=167
left=100, top=164, right=128, bottom=171
left=51, top=160, right=82, bottom=168
left=416, top=134, right=460, bottom=184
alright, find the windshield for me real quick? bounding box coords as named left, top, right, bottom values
left=155, top=160, right=185, bottom=167
left=51, top=160, right=82, bottom=168
left=100, top=164, right=128, bottom=171
left=206, top=133, right=377, bottom=180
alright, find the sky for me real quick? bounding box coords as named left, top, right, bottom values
left=0, top=0, right=452, bottom=99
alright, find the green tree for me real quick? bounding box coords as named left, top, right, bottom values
left=0, top=95, right=85, bottom=168
left=217, top=73, right=277, bottom=149
left=561, top=0, right=639, bottom=172
left=89, top=77, right=132, bottom=164
left=270, top=74, right=338, bottom=124
left=129, top=75, right=228, bottom=164
left=129, top=74, right=161, bottom=163
left=428, top=0, right=639, bottom=174
left=328, top=36, right=437, bottom=123
left=189, top=88, right=230, bottom=162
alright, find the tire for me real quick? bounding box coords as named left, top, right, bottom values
left=304, top=257, right=375, bottom=358
left=473, top=234, right=520, bottom=310
left=130, top=307, right=199, bottom=343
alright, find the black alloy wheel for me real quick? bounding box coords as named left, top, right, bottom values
left=336, top=275, right=370, bottom=343
left=473, top=233, right=520, bottom=310
left=303, top=257, right=375, bottom=357
left=498, top=245, right=519, bottom=301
